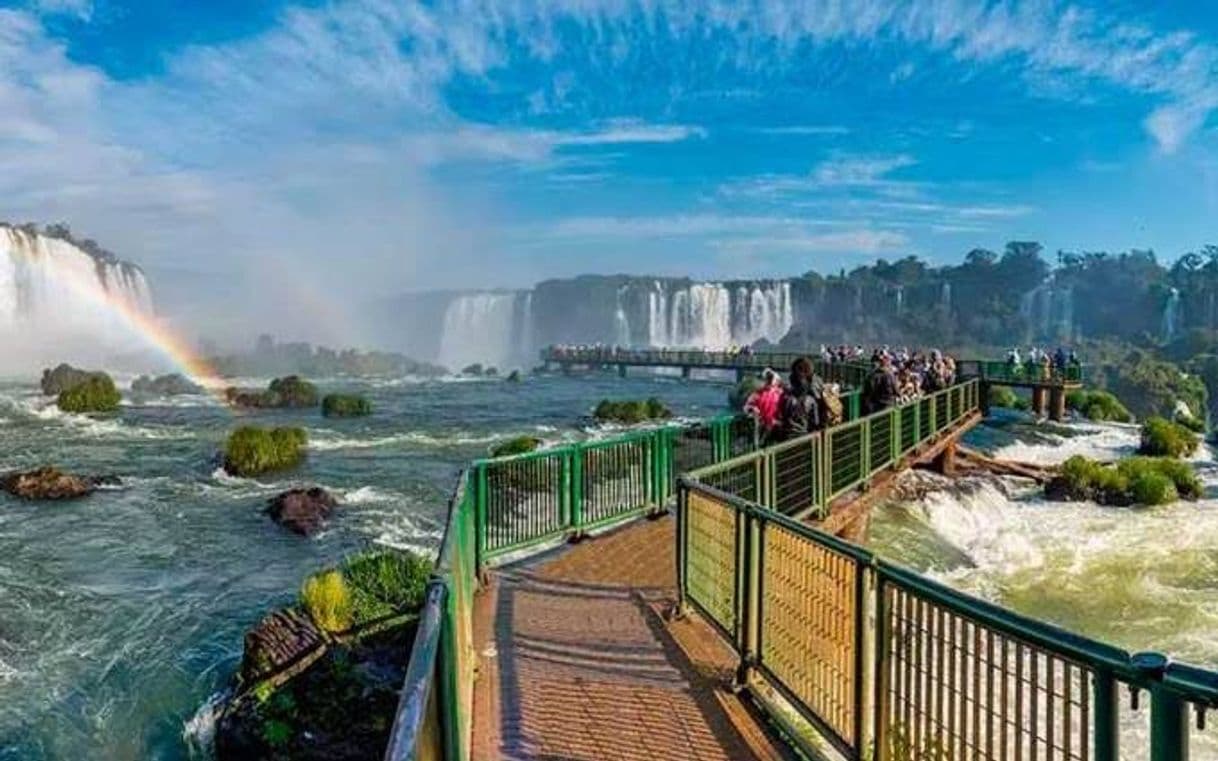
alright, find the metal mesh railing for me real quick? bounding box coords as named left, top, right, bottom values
left=481, top=451, right=567, bottom=554
left=869, top=410, right=895, bottom=475
left=829, top=421, right=865, bottom=498
left=684, top=488, right=739, bottom=638
left=580, top=435, right=652, bottom=526
left=771, top=435, right=819, bottom=515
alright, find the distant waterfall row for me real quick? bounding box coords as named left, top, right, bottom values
left=0, top=225, right=154, bottom=361
left=434, top=280, right=793, bottom=371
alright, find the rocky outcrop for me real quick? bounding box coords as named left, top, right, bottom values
left=131, top=373, right=204, bottom=395
left=40, top=363, right=108, bottom=395
left=239, top=607, right=327, bottom=685
left=225, top=375, right=318, bottom=409
left=1, top=467, right=115, bottom=500
left=265, top=487, right=338, bottom=536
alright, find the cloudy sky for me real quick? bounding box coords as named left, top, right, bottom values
left=5, top=0, right=1218, bottom=303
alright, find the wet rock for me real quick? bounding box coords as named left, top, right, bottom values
left=239, top=607, right=326, bottom=685
left=266, top=487, right=339, bottom=536
left=131, top=373, right=204, bottom=395
left=1, top=466, right=101, bottom=500
left=39, top=363, right=110, bottom=396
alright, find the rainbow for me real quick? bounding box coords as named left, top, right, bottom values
left=45, top=254, right=225, bottom=392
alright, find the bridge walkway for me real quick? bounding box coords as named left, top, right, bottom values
left=470, top=516, right=790, bottom=761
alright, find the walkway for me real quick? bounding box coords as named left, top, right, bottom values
left=471, top=517, right=789, bottom=761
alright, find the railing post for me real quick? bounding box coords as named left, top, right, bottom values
left=567, top=447, right=583, bottom=536
left=890, top=408, right=899, bottom=464
left=1150, top=686, right=1189, bottom=761
left=861, top=417, right=872, bottom=476
left=675, top=480, right=689, bottom=615
left=734, top=507, right=761, bottom=690
left=1093, top=670, right=1120, bottom=761
left=474, top=462, right=488, bottom=573
left=872, top=573, right=891, bottom=761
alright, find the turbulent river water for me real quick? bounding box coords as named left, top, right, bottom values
left=1, top=375, right=1216, bottom=758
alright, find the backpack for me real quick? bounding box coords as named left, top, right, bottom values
left=821, top=388, right=843, bottom=425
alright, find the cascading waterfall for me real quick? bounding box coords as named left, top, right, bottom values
left=1163, top=287, right=1182, bottom=343
left=894, top=285, right=904, bottom=314
left=0, top=225, right=155, bottom=363
left=613, top=287, right=631, bottom=346
left=939, top=282, right=952, bottom=314
left=642, top=280, right=792, bottom=348
left=437, top=292, right=522, bottom=371
left=1020, top=280, right=1074, bottom=340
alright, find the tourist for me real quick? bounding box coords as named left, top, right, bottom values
left=864, top=355, right=899, bottom=412
left=782, top=357, right=823, bottom=436
left=744, top=369, right=786, bottom=444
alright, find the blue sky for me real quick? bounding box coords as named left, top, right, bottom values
left=4, top=0, right=1218, bottom=306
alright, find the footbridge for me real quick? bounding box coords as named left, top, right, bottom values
left=386, top=371, right=1215, bottom=761
left=543, top=347, right=1086, bottom=421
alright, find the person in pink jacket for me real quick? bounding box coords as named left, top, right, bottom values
left=744, top=369, right=785, bottom=444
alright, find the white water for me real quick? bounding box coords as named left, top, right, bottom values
left=437, top=292, right=521, bottom=371
left=1164, top=287, right=1182, bottom=343
left=0, top=226, right=154, bottom=365
left=642, top=280, right=792, bottom=348
left=1020, top=279, right=1076, bottom=341
left=875, top=421, right=1218, bottom=758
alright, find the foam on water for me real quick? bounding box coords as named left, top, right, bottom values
left=307, top=429, right=500, bottom=451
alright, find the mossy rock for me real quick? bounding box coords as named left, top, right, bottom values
left=341, top=550, right=431, bottom=627
left=593, top=397, right=673, bottom=424
left=490, top=436, right=541, bottom=458
left=223, top=426, right=307, bottom=477
left=505, top=370, right=522, bottom=383
left=1065, top=390, right=1133, bottom=423
left=225, top=376, right=318, bottom=409
left=321, top=394, right=371, bottom=417
left=1138, top=417, right=1200, bottom=458
left=1046, top=454, right=1201, bottom=506
left=57, top=375, right=121, bottom=413
left=460, top=363, right=484, bottom=376
left=40, top=363, right=108, bottom=396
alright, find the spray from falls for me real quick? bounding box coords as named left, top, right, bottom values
left=437, top=292, right=525, bottom=371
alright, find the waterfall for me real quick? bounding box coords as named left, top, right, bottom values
left=1020, top=280, right=1074, bottom=340
left=1163, top=288, right=1182, bottom=343
left=613, top=286, right=631, bottom=346
left=1057, top=286, right=1074, bottom=339
left=638, top=280, right=792, bottom=348
left=0, top=225, right=155, bottom=363
left=1209, top=291, right=1215, bottom=330
left=894, top=285, right=904, bottom=314
left=437, top=292, right=522, bottom=371
left=940, top=282, right=952, bottom=314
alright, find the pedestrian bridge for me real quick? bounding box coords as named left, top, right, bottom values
left=385, top=361, right=1213, bottom=761
left=542, top=346, right=1085, bottom=421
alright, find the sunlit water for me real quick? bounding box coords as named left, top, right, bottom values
left=0, top=373, right=728, bottom=759
left=873, top=412, right=1218, bottom=757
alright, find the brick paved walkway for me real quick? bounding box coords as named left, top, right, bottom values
left=471, top=516, right=788, bottom=761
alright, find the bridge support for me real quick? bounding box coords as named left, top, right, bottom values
left=681, top=366, right=691, bottom=379
left=1049, top=387, right=1067, bottom=422
left=932, top=439, right=958, bottom=476
left=736, top=368, right=747, bottom=383
left=979, top=382, right=991, bottom=417
left=1031, top=387, right=1048, bottom=417
left=618, top=364, right=627, bottom=378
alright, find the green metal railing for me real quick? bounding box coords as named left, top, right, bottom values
left=686, top=381, right=979, bottom=520
left=957, top=358, right=1085, bottom=386
left=678, top=378, right=1217, bottom=761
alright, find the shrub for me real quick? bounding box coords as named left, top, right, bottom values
left=224, top=426, right=307, bottom=477
left=57, top=375, right=121, bottom=413
left=1139, top=417, right=1200, bottom=458
left=1065, top=390, right=1133, bottom=423
left=341, top=550, right=431, bottom=625
left=1176, top=413, right=1206, bottom=434
left=1047, top=454, right=1201, bottom=506
left=987, top=386, right=1027, bottom=411
left=461, top=363, right=484, bottom=376
left=322, top=394, right=371, bottom=417
left=267, top=376, right=318, bottom=408
left=301, top=570, right=352, bottom=633
left=593, top=398, right=672, bottom=424
left=489, top=436, right=541, bottom=458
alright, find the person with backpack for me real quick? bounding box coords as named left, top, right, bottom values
left=783, top=357, right=823, bottom=437
left=744, top=369, right=786, bottom=445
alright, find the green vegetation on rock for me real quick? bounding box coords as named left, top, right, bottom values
left=1046, top=455, right=1202, bottom=507
left=1065, top=389, right=1133, bottom=423
left=593, top=397, right=673, bottom=424
left=225, top=375, right=318, bottom=409
left=301, top=570, right=351, bottom=633
left=988, top=386, right=1028, bottom=411
left=490, top=436, right=541, bottom=458
left=1138, top=417, right=1200, bottom=458
left=57, top=375, right=121, bottom=413
left=321, top=393, right=371, bottom=417
left=40, top=363, right=110, bottom=396
left=342, top=550, right=431, bottom=625
left=223, top=426, right=307, bottom=477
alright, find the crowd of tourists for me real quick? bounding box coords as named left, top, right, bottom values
left=742, top=347, right=958, bottom=445
left=1005, top=346, right=1081, bottom=379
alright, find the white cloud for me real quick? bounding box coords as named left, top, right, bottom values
left=812, top=154, right=917, bottom=186
left=30, top=0, right=92, bottom=21
left=714, top=230, right=910, bottom=254
left=755, top=125, right=850, bottom=136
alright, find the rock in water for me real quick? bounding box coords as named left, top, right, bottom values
left=40, top=363, right=109, bottom=396
left=265, top=487, right=339, bottom=535
left=239, top=607, right=326, bottom=685
left=1, top=467, right=99, bottom=500
left=131, top=373, right=204, bottom=395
